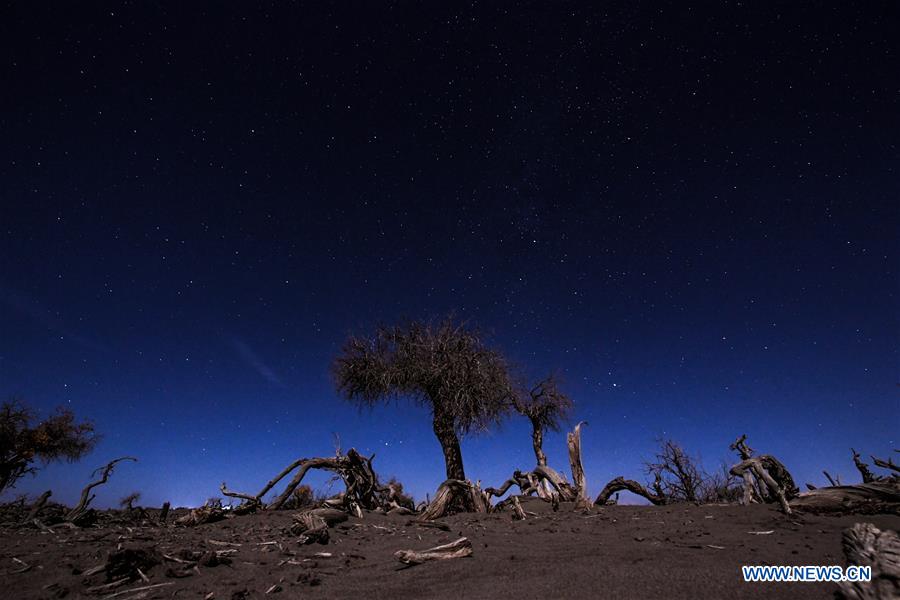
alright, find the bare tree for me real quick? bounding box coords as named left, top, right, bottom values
left=332, top=317, right=516, bottom=483
left=1, top=400, right=98, bottom=494
left=119, top=491, right=141, bottom=511
left=645, top=439, right=705, bottom=503
left=513, top=375, right=572, bottom=467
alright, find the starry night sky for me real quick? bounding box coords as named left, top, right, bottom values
left=1, top=3, right=897, bottom=508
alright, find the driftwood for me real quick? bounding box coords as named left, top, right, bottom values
left=790, top=480, right=900, bottom=514
left=394, top=537, right=473, bottom=565
left=837, top=523, right=900, bottom=600
left=594, top=476, right=667, bottom=506
left=66, top=457, right=137, bottom=523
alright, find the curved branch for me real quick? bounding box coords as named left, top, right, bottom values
left=594, top=476, right=666, bottom=506
left=66, top=457, right=137, bottom=521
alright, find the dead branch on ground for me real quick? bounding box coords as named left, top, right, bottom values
left=394, top=537, right=473, bottom=566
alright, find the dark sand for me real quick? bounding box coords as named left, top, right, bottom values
left=2, top=499, right=897, bottom=599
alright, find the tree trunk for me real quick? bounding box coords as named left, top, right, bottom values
left=433, top=411, right=466, bottom=481
left=531, top=418, right=547, bottom=467
left=837, top=523, right=900, bottom=600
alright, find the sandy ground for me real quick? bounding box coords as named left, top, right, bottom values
left=1, top=499, right=897, bottom=599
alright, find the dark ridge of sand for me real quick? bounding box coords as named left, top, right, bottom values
left=1, top=498, right=897, bottom=599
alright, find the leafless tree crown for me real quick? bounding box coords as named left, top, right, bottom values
left=644, top=438, right=706, bottom=503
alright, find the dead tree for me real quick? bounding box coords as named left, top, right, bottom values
left=594, top=476, right=667, bottom=505
left=790, top=449, right=900, bottom=514
left=66, top=457, right=137, bottom=523
left=567, top=421, right=591, bottom=510
left=871, top=454, right=900, bottom=476
left=333, top=317, right=517, bottom=513
left=646, top=439, right=706, bottom=503
left=852, top=449, right=876, bottom=483
left=119, top=492, right=141, bottom=511
left=483, top=421, right=588, bottom=508
left=158, top=501, right=170, bottom=525
left=837, top=523, right=900, bottom=600
left=790, top=480, right=900, bottom=514
left=513, top=375, right=572, bottom=468
left=221, top=447, right=398, bottom=516
left=18, top=490, right=52, bottom=525
left=728, top=435, right=798, bottom=514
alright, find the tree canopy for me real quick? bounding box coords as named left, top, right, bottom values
left=333, top=317, right=517, bottom=481
left=0, top=400, right=98, bottom=494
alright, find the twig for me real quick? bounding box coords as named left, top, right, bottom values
left=101, top=582, right=174, bottom=599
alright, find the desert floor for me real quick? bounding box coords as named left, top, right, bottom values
left=1, top=498, right=897, bottom=599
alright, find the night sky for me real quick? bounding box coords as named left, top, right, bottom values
left=1, top=3, right=897, bottom=508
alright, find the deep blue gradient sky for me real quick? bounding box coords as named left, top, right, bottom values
left=1, top=3, right=897, bottom=507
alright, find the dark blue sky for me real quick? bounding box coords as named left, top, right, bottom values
left=1, top=3, right=897, bottom=507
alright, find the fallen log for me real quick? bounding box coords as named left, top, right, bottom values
left=790, top=480, right=900, bottom=514
left=394, top=537, right=473, bottom=566
left=837, top=522, right=900, bottom=600
left=594, top=476, right=667, bottom=506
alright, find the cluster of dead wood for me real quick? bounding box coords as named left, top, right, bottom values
left=590, top=434, right=899, bottom=516
left=0, top=456, right=164, bottom=531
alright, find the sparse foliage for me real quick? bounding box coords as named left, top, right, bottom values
left=282, top=484, right=315, bottom=510
left=332, top=317, right=517, bottom=481
left=513, top=375, right=573, bottom=466
left=0, top=400, right=98, bottom=494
